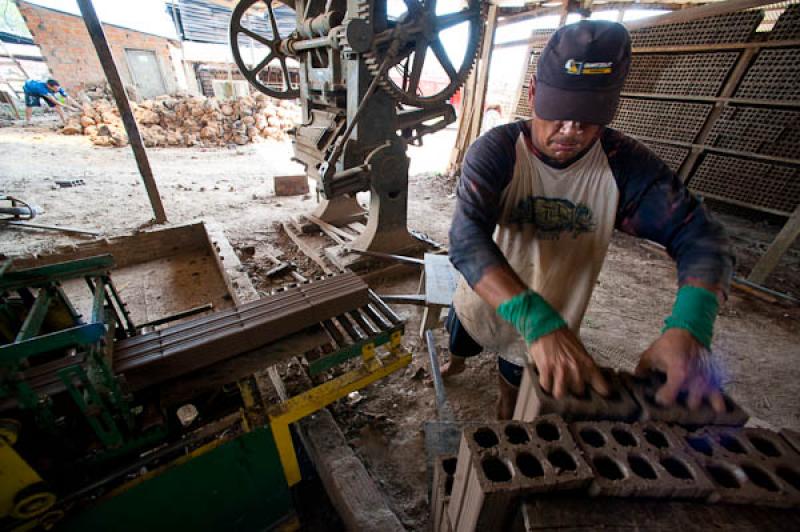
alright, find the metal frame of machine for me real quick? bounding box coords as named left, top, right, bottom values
left=229, top=0, right=485, bottom=261
left=0, top=251, right=411, bottom=531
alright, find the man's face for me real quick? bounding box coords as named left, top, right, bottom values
left=47, top=83, right=60, bottom=93
left=528, top=78, right=603, bottom=164
left=530, top=118, right=602, bottom=164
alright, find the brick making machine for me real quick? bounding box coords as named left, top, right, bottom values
left=229, top=0, right=485, bottom=266
left=0, top=255, right=411, bottom=531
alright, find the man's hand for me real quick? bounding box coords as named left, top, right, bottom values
left=636, top=328, right=725, bottom=413
left=529, top=327, right=609, bottom=399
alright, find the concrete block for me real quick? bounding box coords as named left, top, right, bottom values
left=514, top=366, right=640, bottom=422
left=678, top=427, right=800, bottom=507
left=274, top=174, right=310, bottom=196
left=448, top=417, right=592, bottom=532
left=621, top=371, right=749, bottom=427
left=431, top=455, right=457, bottom=532
left=571, top=420, right=714, bottom=499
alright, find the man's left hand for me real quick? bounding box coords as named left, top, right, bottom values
left=636, top=328, right=725, bottom=413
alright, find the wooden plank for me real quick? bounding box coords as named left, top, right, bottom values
left=282, top=221, right=336, bottom=275
left=624, top=0, right=779, bottom=31
left=497, top=2, right=679, bottom=27
left=748, top=204, right=800, bottom=284
left=297, top=407, right=405, bottom=531
left=620, top=92, right=800, bottom=111
left=498, top=37, right=800, bottom=53
left=305, top=214, right=354, bottom=244
left=204, top=220, right=259, bottom=304
left=423, top=253, right=458, bottom=307
left=270, top=365, right=405, bottom=532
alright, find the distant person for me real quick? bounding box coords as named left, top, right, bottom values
left=481, top=103, right=504, bottom=134
left=23, top=79, right=79, bottom=125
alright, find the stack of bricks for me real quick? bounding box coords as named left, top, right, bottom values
left=445, top=415, right=592, bottom=532
left=436, top=368, right=800, bottom=531
left=431, top=455, right=457, bottom=532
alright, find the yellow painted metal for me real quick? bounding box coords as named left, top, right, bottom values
left=275, top=515, right=301, bottom=532
left=269, top=348, right=412, bottom=486
left=238, top=377, right=265, bottom=432
left=389, top=331, right=402, bottom=354
left=361, top=342, right=376, bottom=362
left=0, top=425, right=54, bottom=520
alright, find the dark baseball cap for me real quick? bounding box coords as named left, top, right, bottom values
left=534, top=20, right=631, bottom=125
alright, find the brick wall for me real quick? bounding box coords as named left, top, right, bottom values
left=17, top=1, right=179, bottom=97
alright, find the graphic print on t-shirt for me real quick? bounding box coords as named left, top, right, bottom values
left=509, top=196, right=595, bottom=239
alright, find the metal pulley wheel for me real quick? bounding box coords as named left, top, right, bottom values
left=229, top=0, right=300, bottom=99
left=363, top=0, right=485, bottom=108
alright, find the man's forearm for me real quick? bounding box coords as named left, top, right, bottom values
left=473, top=263, right=528, bottom=309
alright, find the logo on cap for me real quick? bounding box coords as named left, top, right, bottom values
left=564, top=59, right=613, bottom=76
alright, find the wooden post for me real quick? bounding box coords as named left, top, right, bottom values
left=624, top=0, right=779, bottom=31
left=677, top=46, right=758, bottom=183
left=447, top=3, right=499, bottom=176
left=468, top=3, right=499, bottom=142
left=559, top=0, right=571, bottom=26
left=748, top=204, right=800, bottom=284
left=75, top=0, right=168, bottom=224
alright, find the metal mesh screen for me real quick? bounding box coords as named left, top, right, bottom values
left=529, top=29, right=555, bottom=48
left=629, top=11, right=763, bottom=48
left=690, top=154, right=800, bottom=214
left=610, top=99, right=713, bottom=143
left=624, top=52, right=740, bottom=97
left=514, top=51, right=540, bottom=118
left=705, top=107, right=800, bottom=160
left=641, top=141, right=690, bottom=173
left=769, top=3, right=800, bottom=40
left=735, top=48, right=800, bottom=101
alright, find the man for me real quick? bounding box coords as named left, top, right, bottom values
left=23, top=79, right=78, bottom=125
left=445, top=21, right=734, bottom=420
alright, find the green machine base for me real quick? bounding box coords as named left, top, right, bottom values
left=56, top=426, right=292, bottom=532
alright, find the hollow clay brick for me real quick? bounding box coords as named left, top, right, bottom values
left=678, top=427, right=800, bottom=507
left=432, top=455, right=457, bottom=532
left=620, top=371, right=749, bottom=427
left=448, top=446, right=520, bottom=532
left=513, top=366, right=640, bottom=422
left=571, top=421, right=714, bottom=499
left=448, top=417, right=592, bottom=532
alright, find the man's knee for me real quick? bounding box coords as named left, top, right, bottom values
left=446, top=305, right=483, bottom=359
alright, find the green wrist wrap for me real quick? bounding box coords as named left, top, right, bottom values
left=496, top=290, right=567, bottom=344
left=662, top=285, right=719, bottom=348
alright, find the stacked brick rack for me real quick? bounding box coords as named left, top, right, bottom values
left=510, top=5, right=800, bottom=216
left=618, top=6, right=800, bottom=217
left=433, top=368, right=800, bottom=532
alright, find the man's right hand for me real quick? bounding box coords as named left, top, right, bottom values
left=528, top=327, right=609, bottom=399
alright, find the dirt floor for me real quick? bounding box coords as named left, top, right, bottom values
left=1, top=118, right=799, bottom=530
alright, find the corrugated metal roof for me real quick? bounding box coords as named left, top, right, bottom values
left=171, top=0, right=296, bottom=45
